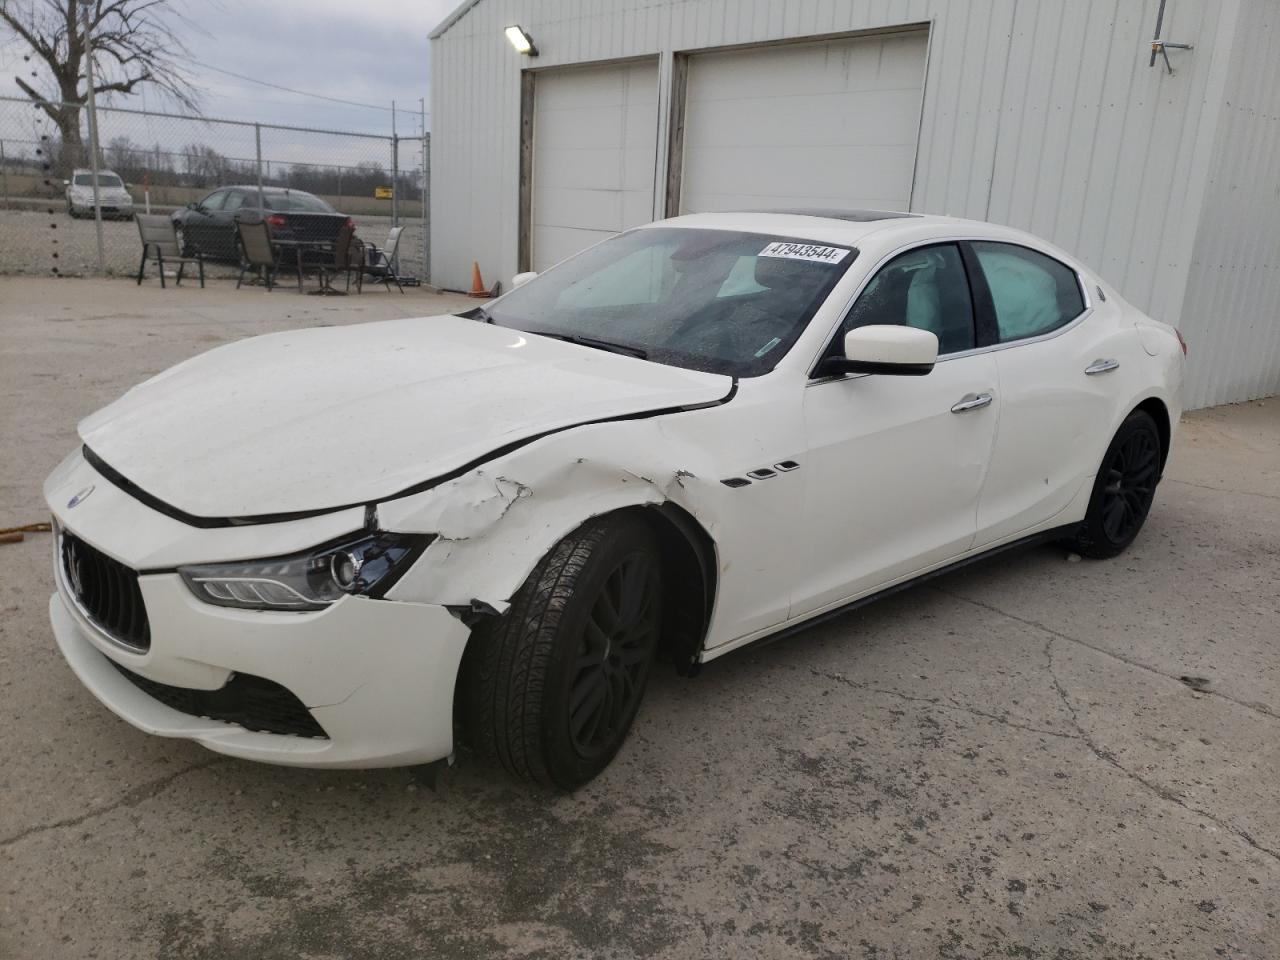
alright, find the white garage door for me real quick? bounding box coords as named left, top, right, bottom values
left=679, top=31, right=928, bottom=213
left=532, top=60, right=659, bottom=271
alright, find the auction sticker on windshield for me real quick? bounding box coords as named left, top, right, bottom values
left=758, top=242, right=851, bottom=264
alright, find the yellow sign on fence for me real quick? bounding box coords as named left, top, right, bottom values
left=374, top=186, right=394, bottom=200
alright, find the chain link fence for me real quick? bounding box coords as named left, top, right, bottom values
left=0, top=95, right=428, bottom=282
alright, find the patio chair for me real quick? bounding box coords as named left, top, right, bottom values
left=319, top=222, right=363, bottom=294
left=360, top=226, right=405, bottom=293
left=135, top=214, right=204, bottom=288
left=236, top=220, right=282, bottom=291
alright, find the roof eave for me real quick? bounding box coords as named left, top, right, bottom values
left=429, top=0, right=483, bottom=39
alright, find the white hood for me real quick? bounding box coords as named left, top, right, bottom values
left=80, top=315, right=732, bottom=519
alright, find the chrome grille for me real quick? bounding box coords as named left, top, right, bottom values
left=61, top=533, right=151, bottom=652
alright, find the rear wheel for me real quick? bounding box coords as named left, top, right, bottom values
left=1073, top=410, right=1162, bottom=558
left=460, top=515, right=662, bottom=790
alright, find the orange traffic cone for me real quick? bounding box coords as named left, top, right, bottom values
left=468, top=261, right=492, bottom=298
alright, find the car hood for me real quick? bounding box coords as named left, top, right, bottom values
left=79, top=315, right=732, bottom=519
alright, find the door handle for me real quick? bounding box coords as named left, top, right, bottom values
left=951, top=393, right=993, bottom=413
left=1085, top=358, right=1120, bottom=375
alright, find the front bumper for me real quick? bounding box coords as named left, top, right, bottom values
left=69, top=196, right=133, bottom=216
left=50, top=573, right=470, bottom=768
left=46, top=451, right=472, bottom=769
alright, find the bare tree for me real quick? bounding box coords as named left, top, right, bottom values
left=1, top=0, right=198, bottom=171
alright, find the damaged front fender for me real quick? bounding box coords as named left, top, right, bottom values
left=378, top=417, right=720, bottom=611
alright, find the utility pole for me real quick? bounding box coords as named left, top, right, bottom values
left=419, top=97, right=428, bottom=283
left=390, top=99, right=399, bottom=276
left=390, top=99, right=399, bottom=227
left=254, top=123, right=265, bottom=214
left=82, top=5, right=105, bottom=274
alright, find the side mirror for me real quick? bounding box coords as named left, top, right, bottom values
left=511, top=271, right=538, bottom=289
left=817, top=325, right=938, bottom=377
left=186, top=201, right=200, bottom=210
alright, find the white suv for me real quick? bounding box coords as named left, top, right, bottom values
left=65, top=169, right=134, bottom=219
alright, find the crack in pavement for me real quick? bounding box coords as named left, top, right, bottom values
left=934, top=587, right=1280, bottom=723
left=1041, top=636, right=1280, bottom=866
left=1165, top=477, right=1280, bottom=502
left=807, top=667, right=1081, bottom=741
left=0, top=757, right=229, bottom=849
left=921, top=584, right=1279, bottom=865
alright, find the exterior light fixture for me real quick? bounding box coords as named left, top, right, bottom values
left=505, top=25, right=538, bottom=56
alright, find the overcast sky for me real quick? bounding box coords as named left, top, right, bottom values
left=1, top=0, right=460, bottom=136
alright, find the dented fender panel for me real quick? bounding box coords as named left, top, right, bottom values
left=380, top=379, right=809, bottom=650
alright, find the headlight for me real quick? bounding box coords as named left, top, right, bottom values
left=179, top=532, right=432, bottom=611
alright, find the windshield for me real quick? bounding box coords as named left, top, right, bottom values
left=262, top=192, right=334, bottom=213
left=480, top=228, right=855, bottom=376
left=74, top=174, right=123, bottom=188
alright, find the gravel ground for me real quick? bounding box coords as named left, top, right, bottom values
left=0, top=208, right=426, bottom=279
left=1, top=277, right=1278, bottom=959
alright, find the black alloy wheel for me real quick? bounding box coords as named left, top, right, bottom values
left=567, top=551, right=660, bottom=759
left=1073, top=410, right=1162, bottom=558
left=1100, top=428, right=1159, bottom=542
left=461, top=515, right=663, bottom=790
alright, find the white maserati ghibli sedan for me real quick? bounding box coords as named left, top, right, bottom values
left=45, top=210, right=1185, bottom=789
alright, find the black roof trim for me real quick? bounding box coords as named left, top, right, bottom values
left=752, top=208, right=921, bottom=222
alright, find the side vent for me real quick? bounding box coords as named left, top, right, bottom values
left=722, top=460, right=800, bottom=488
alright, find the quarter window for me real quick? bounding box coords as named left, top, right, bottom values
left=841, top=243, right=975, bottom=355
left=971, top=242, right=1085, bottom=342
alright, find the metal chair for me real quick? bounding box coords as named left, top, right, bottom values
left=135, top=214, right=204, bottom=288
left=320, top=222, right=363, bottom=294
left=360, top=226, right=405, bottom=293
left=236, top=220, right=281, bottom=291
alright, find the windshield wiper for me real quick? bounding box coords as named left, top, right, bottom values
left=532, top=332, right=648, bottom=360
left=459, top=305, right=494, bottom=323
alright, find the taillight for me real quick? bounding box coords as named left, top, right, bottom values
left=1175, top=328, right=1188, bottom=355
left=265, top=213, right=287, bottom=229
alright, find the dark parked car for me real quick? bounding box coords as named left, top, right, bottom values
left=170, top=186, right=354, bottom=261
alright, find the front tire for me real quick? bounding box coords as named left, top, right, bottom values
left=1073, top=410, right=1162, bottom=559
left=460, top=515, right=662, bottom=790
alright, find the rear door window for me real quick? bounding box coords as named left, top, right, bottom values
left=970, top=242, right=1085, bottom=342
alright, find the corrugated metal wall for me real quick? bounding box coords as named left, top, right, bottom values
left=1177, top=0, right=1280, bottom=408
left=431, top=0, right=1276, bottom=407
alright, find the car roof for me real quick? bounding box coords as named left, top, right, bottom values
left=216, top=185, right=319, bottom=196
left=647, top=210, right=1073, bottom=261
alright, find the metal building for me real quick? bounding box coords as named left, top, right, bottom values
left=429, top=0, right=1280, bottom=409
